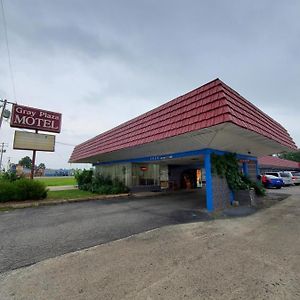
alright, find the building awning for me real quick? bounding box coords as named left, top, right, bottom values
left=70, top=79, right=297, bottom=163
left=258, top=156, right=300, bottom=170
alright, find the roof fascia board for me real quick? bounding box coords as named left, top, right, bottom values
left=93, top=148, right=256, bottom=166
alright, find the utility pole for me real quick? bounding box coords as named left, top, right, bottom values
left=0, top=142, right=7, bottom=172
left=0, top=99, right=8, bottom=129
left=0, top=98, right=14, bottom=132
left=7, top=156, right=11, bottom=171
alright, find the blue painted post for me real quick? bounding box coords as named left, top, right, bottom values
left=242, top=161, right=249, bottom=176
left=204, top=151, right=214, bottom=212
left=255, top=160, right=260, bottom=177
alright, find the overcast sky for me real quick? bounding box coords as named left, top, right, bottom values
left=0, top=0, right=299, bottom=170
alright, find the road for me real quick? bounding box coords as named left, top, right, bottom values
left=1, top=188, right=300, bottom=299
left=0, top=190, right=207, bottom=274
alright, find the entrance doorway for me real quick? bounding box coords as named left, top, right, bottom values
left=181, top=169, right=197, bottom=189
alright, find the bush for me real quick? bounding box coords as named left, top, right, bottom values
left=0, top=171, right=20, bottom=182
left=0, top=179, right=48, bottom=202
left=74, top=170, right=93, bottom=189
left=241, top=175, right=266, bottom=196
left=75, top=171, right=129, bottom=195
left=0, top=181, right=16, bottom=202
left=250, top=181, right=266, bottom=196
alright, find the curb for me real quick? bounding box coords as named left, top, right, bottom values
left=0, top=193, right=131, bottom=210
left=0, top=190, right=196, bottom=210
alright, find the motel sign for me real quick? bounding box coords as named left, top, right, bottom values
left=10, top=104, right=62, bottom=133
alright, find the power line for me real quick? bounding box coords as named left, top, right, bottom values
left=0, top=0, right=17, bottom=101
left=56, top=141, right=76, bottom=147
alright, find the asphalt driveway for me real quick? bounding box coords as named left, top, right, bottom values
left=1, top=190, right=300, bottom=299
left=0, top=190, right=207, bottom=274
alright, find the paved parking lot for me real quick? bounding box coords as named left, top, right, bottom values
left=1, top=186, right=299, bottom=275
left=266, top=184, right=300, bottom=195
left=0, top=190, right=207, bottom=274
left=1, top=187, right=300, bottom=299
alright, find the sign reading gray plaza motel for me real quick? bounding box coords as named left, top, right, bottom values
left=10, top=104, right=62, bottom=133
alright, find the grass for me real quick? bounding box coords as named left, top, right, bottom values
left=0, top=207, right=15, bottom=212
left=35, top=176, right=77, bottom=186
left=47, top=189, right=96, bottom=200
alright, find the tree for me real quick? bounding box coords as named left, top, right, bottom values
left=38, top=163, right=46, bottom=169
left=18, top=156, right=32, bottom=169
left=278, top=151, right=300, bottom=163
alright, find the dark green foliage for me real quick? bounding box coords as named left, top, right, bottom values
left=211, top=153, right=248, bottom=191
left=211, top=153, right=265, bottom=196
left=0, top=179, right=48, bottom=202
left=250, top=181, right=266, bottom=196
left=0, top=171, right=19, bottom=182
left=75, top=170, right=128, bottom=195
left=240, top=174, right=266, bottom=196
left=278, top=151, right=300, bottom=163
left=38, top=163, right=46, bottom=169
left=74, top=170, right=93, bottom=189
left=18, top=156, right=33, bottom=169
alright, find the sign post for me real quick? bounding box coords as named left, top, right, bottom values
left=30, top=130, right=38, bottom=179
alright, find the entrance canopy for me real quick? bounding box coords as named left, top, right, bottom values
left=70, top=79, right=297, bottom=164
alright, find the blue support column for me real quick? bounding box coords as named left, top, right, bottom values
left=242, top=161, right=249, bottom=176
left=255, top=160, right=260, bottom=177
left=204, top=151, right=214, bottom=212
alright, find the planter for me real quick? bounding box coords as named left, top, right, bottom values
left=235, top=188, right=256, bottom=206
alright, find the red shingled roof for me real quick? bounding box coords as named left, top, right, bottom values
left=258, top=156, right=300, bottom=169
left=70, top=78, right=297, bottom=162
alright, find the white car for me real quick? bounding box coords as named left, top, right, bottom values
left=264, top=172, right=293, bottom=186
left=284, top=171, right=300, bottom=186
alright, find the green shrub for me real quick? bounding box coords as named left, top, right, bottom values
left=0, top=171, right=21, bottom=182
left=0, top=181, right=16, bottom=202
left=212, top=153, right=248, bottom=191
left=250, top=181, right=266, bottom=196
left=212, top=154, right=266, bottom=196
left=0, top=179, right=48, bottom=202
left=75, top=171, right=128, bottom=195
left=74, top=170, right=93, bottom=189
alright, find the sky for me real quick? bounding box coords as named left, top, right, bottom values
left=0, top=0, right=299, bottom=170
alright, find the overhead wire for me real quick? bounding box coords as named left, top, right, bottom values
left=0, top=0, right=17, bottom=101
left=0, top=3, right=79, bottom=167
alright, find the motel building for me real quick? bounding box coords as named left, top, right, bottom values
left=70, top=79, right=297, bottom=211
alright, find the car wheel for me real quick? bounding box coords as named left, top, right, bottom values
left=276, top=186, right=281, bottom=189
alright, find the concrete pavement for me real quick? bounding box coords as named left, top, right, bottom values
left=0, top=190, right=207, bottom=273
left=47, top=185, right=78, bottom=191
left=1, top=193, right=300, bottom=299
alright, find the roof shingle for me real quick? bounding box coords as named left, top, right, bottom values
left=70, top=79, right=297, bottom=162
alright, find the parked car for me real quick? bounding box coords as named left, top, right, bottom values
left=264, top=172, right=293, bottom=186
left=261, top=174, right=284, bottom=189
left=284, top=171, right=300, bottom=186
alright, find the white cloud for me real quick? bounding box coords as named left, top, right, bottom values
left=1, top=0, right=299, bottom=169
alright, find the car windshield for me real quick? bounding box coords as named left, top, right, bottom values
left=291, top=172, right=300, bottom=176
left=280, top=173, right=291, bottom=177
left=266, top=175, right=281, bottom=179
left=266, top=173, right=278, bottom=177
